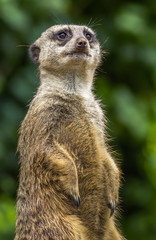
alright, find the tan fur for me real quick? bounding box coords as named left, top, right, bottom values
left=15, top=25, right=125, bottom=240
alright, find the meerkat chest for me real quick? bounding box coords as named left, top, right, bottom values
left=82, top=95, right=105, bottom=140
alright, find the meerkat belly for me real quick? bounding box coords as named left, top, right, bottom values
left=58, top=116, right=108, bottom=234
left=77, top=139, right=108, bottom=235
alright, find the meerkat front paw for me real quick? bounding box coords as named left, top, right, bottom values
left=71, top=194, right=81, bottom=207
left=59, top=173, right=80, bottom=207
left=68, top=182, right=81, bottom=207
left=108, top=200, right=118, bottom=217
left=106, top=170, right=120, bottom=217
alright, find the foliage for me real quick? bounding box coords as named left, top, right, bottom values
left=0, top=0, right=156, bottom=239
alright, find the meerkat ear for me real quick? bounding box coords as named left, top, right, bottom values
left=29, top=44, right=40, bottom=64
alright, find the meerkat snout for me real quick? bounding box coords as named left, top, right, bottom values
left=76, top=38, right=88, bottom=50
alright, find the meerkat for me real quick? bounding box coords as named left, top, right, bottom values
left=15, top=24, right=124, bottom=240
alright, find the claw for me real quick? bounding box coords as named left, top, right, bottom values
left=115, top=201, right=118, bottom=209
left=108, top=202, right=115, bottom=217
left=71, top=195, right=80, bottom=207
left=108, top=201, right=118, bottom=217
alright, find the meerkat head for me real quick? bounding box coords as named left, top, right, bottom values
left=29, top=25, right=101, bottom=73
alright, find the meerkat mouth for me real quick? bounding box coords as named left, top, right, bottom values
left=65, top=51, right=91, bottom=57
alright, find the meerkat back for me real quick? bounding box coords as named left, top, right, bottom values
left=15, top=24, right=124, bottom=240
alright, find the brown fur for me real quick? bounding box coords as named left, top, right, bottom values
left=15, top=25, right=125, bottom=240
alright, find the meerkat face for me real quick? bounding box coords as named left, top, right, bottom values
left=29, top=25, right=101, bottom=71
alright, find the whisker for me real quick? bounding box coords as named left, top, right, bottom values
left=17, top=45, right=30, bottom=48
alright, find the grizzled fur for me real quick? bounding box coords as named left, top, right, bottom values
left=15, top=25, right=125, bottom=240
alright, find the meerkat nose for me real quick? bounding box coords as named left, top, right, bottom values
left=76, top=38, right=87, bottom=49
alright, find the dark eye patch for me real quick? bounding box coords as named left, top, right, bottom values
left=57, top=32, right=68, bottom=40
left=85, top=33, right=92, bottom=42
left=83, top=28, right=97, bottom=44
left=51, top=28, right=72, bottom=46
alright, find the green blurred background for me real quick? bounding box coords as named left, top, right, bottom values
left=0, top=0, right=156, bottom=239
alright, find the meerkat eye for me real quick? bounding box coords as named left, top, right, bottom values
left=57, top=32, right=67, bottom=40
left=85, top=33, right=92, bottom=42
